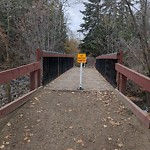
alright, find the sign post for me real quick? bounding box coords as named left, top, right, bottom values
left=77, top=54, right=86, bottom=90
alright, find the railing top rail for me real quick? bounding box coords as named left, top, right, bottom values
left=37, top=49, right=73, bottom=60
left=0, top=61, right=41, bottom=84
left=96, top=52, right=118, bottom=59
left=115, top=63, right=150, bottom=92
left=42, top=52, right=73, bottom=58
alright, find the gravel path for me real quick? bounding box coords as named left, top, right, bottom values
left=45, top=67, right=113, bottom=91
left=0, top=67, right=150, bottom=150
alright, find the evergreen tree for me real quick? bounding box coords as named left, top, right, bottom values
left=78, top=0, right=136, bottom=56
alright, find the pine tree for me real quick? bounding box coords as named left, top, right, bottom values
left=78, top=0, right=107, bottom=56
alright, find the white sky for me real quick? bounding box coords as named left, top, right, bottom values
left=64, top=1, right=85, bottom=38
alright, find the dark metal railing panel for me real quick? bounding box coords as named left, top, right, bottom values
left=42, top=57, right=74, bottom=85
left=96, top=59, right=117, bottom=87
left=96, top=51, right=123, bottom=87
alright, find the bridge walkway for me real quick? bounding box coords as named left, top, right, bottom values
left=0, top=67, right=150, bottom=150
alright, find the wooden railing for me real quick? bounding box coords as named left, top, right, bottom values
left=0, top=49, right=74, bottom=118
left=96, top=51, right=150, bottom=128
left=116, top=63, right=150, bottom=94
left=0, top=61, right=41, bottom=91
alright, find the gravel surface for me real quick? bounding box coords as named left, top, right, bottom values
left=0, top=76, right=29, bottom=108
left=0, top=90, right=150, bottom=150
left=45, top=67, right=113, bottom=91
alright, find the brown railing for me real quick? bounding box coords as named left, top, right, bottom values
left=116, top=63, right=150, bottom=94
left=0, top=49, right=74, bottom=118
left=115, top=62, right=150, bottom=129
left=0, top=61, right=41, bottom=91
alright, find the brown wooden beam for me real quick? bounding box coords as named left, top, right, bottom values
left=0, top=86, right=43, bottom=119
left=42, top=51, right=73, bottom=58
left=115, top=89, right=150, bottom=129
left=0, top=62, right=41, bottom=84
left=96, top=53, right=118, bottom=59
left=116, top=63, right=150, bottom=92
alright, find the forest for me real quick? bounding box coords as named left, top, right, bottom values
left=79, top=0, right=150, bottom=76
left=0, top=0, right=80, bottom=70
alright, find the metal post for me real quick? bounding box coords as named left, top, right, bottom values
left=78, top=63, right=84, bottom=90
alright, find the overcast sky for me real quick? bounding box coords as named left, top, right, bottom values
left=64, top=1, right=85, bottom=38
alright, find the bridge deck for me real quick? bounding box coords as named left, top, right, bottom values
left=0, top=67, right=150, bottom=149
left=45, top=67, right=113, bottom=91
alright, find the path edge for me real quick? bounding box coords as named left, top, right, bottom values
left=114, top=89, right=150, bottom=129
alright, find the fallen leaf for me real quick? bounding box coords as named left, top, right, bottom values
left=0, top=145, right=4, bottom=149
left=108, top=137, right=112, bottom=141
left=24, top=137, right=29, bottom=141
left=5, top=142, right=9, bottom=145
left=107, top=117, right=113, bottom=120
left=20, top=114, right=23, bottom=117
left=24, top=126, right=28, bottom=129
left=118, top=143, right=123, bottom=147
left=7, top=123, right=11, bottom=127
left=37, top=110, right=42, bottom=113
left=5, top=135, right=11, bottom=139
left=34, top=97, right=38, bottom=101
left=69, top=126, right=73, bottom=129
left=77, top=139, right=83, bottom=144
left=103, top=125, right=107, bottom=128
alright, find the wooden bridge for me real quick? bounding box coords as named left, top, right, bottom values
left=0, top=50, right=150, bottom=149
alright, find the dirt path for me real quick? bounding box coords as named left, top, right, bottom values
left=0, top=68, right=150, bottom=150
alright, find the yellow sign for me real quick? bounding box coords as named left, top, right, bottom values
left=77, top=53, right=86, bottom=63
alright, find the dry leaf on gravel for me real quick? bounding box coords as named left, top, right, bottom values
left=34, top=97, right=38, bottom=101
left=0, top=145, right=5, bottom=149
left=5, top=142, right=9, bottom=145
left=37, top=110, right=42, bottom=113
left=118, top=143, right=123, bottom=147
left=20, top=114, right=23, bottom=117
left=77, top=139, right=83, bottom=144
left=24, top=137, right=29, bottom=141
left=108, top=137, right=112, bottom=141
left=7, top=123, right=11, bottom=127
left=24, top=126, right=28, bottom=129
left=103, top=125, right=107, bottom=128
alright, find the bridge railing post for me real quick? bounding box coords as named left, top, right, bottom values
left=36, top=49, right=42, bottom=87
left=29, top=49, right=42, bottom=91
left=30, top=70, right=38, bottom=91
left=116, top=50, right=127, bottom=94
